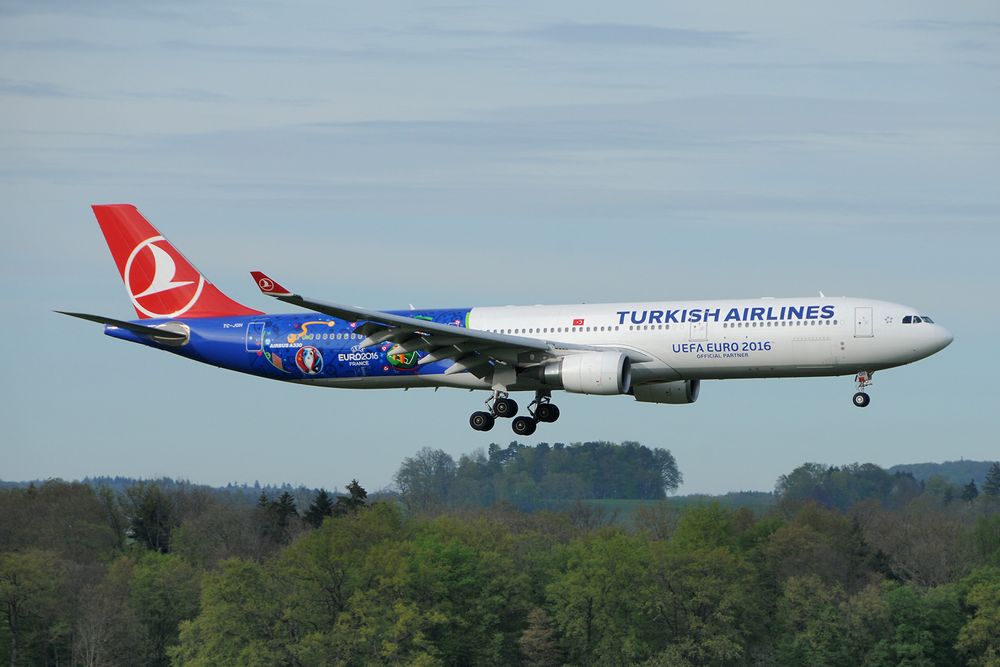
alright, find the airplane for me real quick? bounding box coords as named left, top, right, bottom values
left=60, top=204, right=954, bottom=435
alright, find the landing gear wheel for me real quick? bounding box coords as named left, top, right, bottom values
left=470, top=411, right=495, bottom=431
left=511, top=416, right=537, bottom=436
left=853, top=392, right=871, bottom=408
left=494, top=398, right=518, bottom=418
left=535, top=403, right=560, bottom=423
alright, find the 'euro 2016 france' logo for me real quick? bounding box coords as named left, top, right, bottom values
left=295, top=346, right=324, bottom=375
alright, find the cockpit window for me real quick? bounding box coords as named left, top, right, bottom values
left=921, top=316, right=934, bottom=323
left=902, top=316, right=912, bottom=324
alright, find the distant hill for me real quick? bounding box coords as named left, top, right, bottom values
left=888, top=460, right=996, bottom=486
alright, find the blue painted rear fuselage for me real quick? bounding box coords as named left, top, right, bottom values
left=106, top=308, right=472, bottom=384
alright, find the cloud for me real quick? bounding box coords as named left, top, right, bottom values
left=522, top=22, right=746, bottom=48
left=891, top=19, right=1000, bottom=32
left=0, top=0, right=241, bottom=24
left=0, top=78, right=74, bottom=98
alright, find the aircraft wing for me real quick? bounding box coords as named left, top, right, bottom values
left=250, top=271, right=646, bottom=378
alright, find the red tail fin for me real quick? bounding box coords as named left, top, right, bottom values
left=92, top=204, right=262, bottom=319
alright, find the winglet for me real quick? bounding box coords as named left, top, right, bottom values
left=251, top=271, right=292, bottom=297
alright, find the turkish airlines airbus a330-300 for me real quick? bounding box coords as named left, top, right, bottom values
left=62, top=205, right=954, bottom=435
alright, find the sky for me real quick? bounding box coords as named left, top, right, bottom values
left=2, top=1, right=998, bottom=494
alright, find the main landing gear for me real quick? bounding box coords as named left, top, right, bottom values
left=469, top=390, right=560, bottom=434
left=853, top=371, right=873, bottom=408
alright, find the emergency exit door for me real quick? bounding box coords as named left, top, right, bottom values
left=854, top=307, right=873, bottom=338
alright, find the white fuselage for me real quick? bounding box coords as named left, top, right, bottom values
left=306, top=296, right=951, bottom=392
left=464, top=296, right=950, bottom=388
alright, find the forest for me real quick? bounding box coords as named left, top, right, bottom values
left=1, top=444, right=998, bottom=666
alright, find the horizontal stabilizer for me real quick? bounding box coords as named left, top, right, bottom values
left=55, top=311, right=188, bottom=342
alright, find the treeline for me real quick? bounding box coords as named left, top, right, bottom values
left=0, top=476, right=347, bottom=510
left=0, top=457, right=998, bottom=666
left=777, top=461, right=998, bottom=513
left=889, top=460, right=995, bottom=487
left=394, top=441, right=681, bottom=513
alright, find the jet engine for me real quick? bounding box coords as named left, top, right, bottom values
left=632, top=380, right=700, bottom=404
left=541, top=351, right=632, bottom=395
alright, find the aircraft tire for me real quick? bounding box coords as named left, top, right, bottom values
left=853, top=392, right=871, bottom=408
left=535, top=404, right=560, bottom=423
left=511, top=416, right=537, bottom=436
left=470, top=411, right=495, bottom=431
left=494, top=398, right=518, bottom=418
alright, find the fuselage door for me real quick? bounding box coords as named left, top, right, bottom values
left=246, top=320, right=266, bottom=351
left=854, top=307, right=873, bottom=338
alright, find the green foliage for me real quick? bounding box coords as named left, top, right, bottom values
left=130, top=552, right=202, bottom=665
left=0, top=550, right=66, bottom=667
left=396, top=441, right=681, bottom=515
left=984, top=463, right=1000, bottom=497
left=957, top=568, right=1000, bottom=666
left=547, top=529, right=654, bottom=665
left=0, top=480, right=121, bottom=560
left=777, top=462, right=921, bottom=512
left=303, top=489, right=334, bottom=528
left=333, top=479, right=368, bottom=516
left=122, top=482, right=177, bottom=553
left=890, top=460, right=996, bottom=487
left=2, top=456, right=999, bottom=667
left=973, top=515, right=1000, bottom=567
left=519, top=607, right=562, bottom=667
left=170, top=559, right=290, bottom=666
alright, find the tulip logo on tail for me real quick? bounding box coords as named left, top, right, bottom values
left=125, top=236, right=205, bottom=318
left=295, top=346, right=324, bottom=375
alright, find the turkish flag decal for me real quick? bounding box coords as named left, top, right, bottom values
left=573, top=318, right=585, bottom=326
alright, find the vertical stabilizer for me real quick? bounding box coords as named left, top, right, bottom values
left=92, top=204, right=261, bottom=319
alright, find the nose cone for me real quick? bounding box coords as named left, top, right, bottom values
left=931, top=325, right=954, bottom=354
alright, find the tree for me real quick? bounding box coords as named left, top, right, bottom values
left=956, top=575, right=1000, bottom=667
left=519, top=608, right=562, bottom=667
left=0, top=550, right=65, bottom=667
left=395, top=448, right=457, bottom=514
left=129, top=552, right=202, bottom=665
left=547, top=530, right=656, bottom=665
left=169, top=559, right=291, bottom=666
left=963, top=479, right=980, bottom=503
left=122, top=482, right=176, bottom=552
left=983, top=463, right=1000, bottom=497
left=333, top=480, right=368, bottom=516
left=304, top=489, right=335, bottom=528
left=272, top=491, right=299, bottom=544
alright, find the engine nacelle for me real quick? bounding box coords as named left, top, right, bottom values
left=542, top=351, right=632, bottom=395
left=632, top=380, right=700, bottom=404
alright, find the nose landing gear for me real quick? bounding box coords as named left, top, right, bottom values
left=853, top=371, right=873, bottom=408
